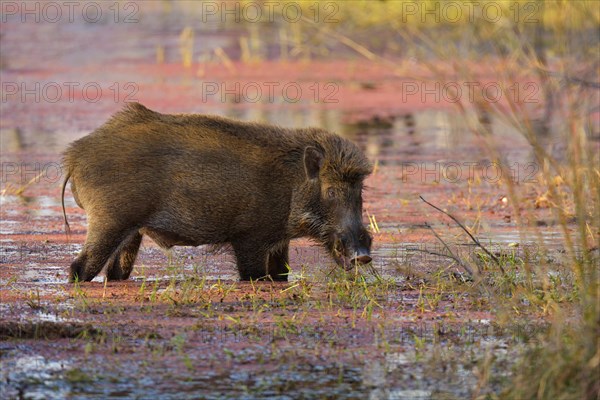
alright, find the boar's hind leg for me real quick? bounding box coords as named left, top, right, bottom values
left=267, top=243, right=290, bottom=281
left=106, top=232, right=143, bottom=281
left=69, top=224, right=137, bottom=282
left=69, top=253, right=88, bottom=283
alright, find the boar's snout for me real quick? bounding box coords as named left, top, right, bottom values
left=332, top=225, right=373, bottom=268
left=351, top=248, right=372, bottom=265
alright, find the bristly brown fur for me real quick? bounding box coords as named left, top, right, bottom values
left=318, top=135, right=373, bottom=183
left=64, top=103, right=371, bottom=180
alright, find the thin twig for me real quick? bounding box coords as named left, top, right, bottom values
left=419, top=196, right=506, bottom=274
left=423, top=223, right=475, bottom=277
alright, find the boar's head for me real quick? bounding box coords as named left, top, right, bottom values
left=292, top=135, right=373, bottom=269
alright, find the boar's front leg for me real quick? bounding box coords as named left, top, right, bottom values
left=232, top=239, right=271, bottom=281
left=267, top=243, right=290, bottom=281
left=105, top=232, right=143, bottom=281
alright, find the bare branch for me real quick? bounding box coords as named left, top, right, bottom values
left=425, top=223, right=475, bottom=277
left=419, top=196, right=506, bottom=275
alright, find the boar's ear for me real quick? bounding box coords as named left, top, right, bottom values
left=303, top=146, right=324, bottom=180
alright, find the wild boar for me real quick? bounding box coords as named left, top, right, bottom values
left=61, top=103, right=373, bottom=282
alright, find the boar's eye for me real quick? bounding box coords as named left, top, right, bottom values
left=326, top=187, right=336, bottom=199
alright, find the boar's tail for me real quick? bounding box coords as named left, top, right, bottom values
left=61, top=172, right=71, bottom=238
